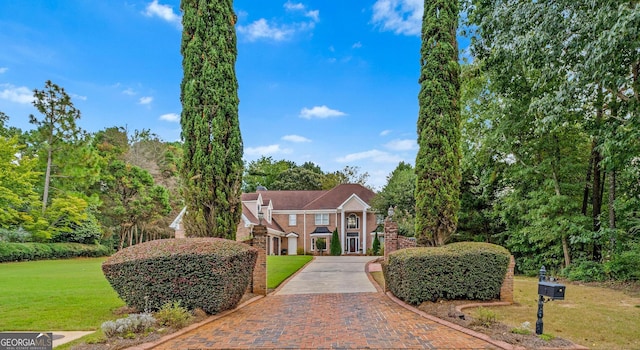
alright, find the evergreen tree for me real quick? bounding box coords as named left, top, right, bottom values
left=372, top=231, right=381, bottom=256
left=180, top=0, right=243, bottom=239
left=330, top=228, right=341, bottom=256
left=415, top=0, right=461, bottom=246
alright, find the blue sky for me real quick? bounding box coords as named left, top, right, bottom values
left=0, top=0, right=468, bottom=189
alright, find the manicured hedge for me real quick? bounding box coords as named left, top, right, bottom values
left=102, top=238, right=258, bottom=314
left=0, top=242, right=112, bottom=263
left=383, top=242, right=510, bottom=305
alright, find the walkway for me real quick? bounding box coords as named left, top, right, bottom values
left=147, top=257, right=499, bottom=349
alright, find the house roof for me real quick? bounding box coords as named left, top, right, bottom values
left=303, top=184, right=375, bottom=210
left=242, top=203, right=284, bottom=232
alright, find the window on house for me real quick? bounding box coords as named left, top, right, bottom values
left=315, top=213, right=329, bottom=225
left=289, top=214, right=296, bottom=226
left=347, top=214, right=359, bottom=229
left=311, top=237, right=316, bottom=251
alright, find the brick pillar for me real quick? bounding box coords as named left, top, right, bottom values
left=252, top=225, right=267, bottom=295
left=500, top=255, right=516, bottom=303
left=384, top=219, right=398, bottom=262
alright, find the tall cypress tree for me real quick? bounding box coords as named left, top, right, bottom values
left=415, top=0, right=461, bottom=246
left=180, top=0, right=243, bottom=239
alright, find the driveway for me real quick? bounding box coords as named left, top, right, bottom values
left=145, top=256, right=500, bottom=349
left=276, top=256, right=377, bottom=295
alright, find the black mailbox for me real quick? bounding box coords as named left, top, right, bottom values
left=538, top=281, right=565, bottom=300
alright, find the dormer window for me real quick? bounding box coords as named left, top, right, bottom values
left=347, top=214, right=359, bottom=229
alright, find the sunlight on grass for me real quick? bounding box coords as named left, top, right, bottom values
left=0, top=258, right=124, bottom=331
left=267, top=255, right=312, bottom=289
left=467, top=277, right=640, bottom=350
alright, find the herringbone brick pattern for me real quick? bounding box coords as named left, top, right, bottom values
left=152, top=293, right=498, bottom=349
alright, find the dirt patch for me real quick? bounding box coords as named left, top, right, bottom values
left=417, top=300, right=577, bottom=350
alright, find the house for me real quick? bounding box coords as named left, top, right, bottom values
left=172, top=184, right=384, bottom=255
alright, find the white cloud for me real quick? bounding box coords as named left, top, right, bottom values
left=305, top=10, right=320, bottom=22
left=0, top=83, right=33, bottom=104
left=300, top=105, right=346, bottom=119
left=352, top=41, right=362, bottom=49
left=237, top=19, right=294, bottom=42
left=144, top=0, right=181, bottom=28
left=70, top=93, right=87, bottom=101
left=139, top=96, right=153, bottom=105
left=0, top=67, right=8, bottom=74
left=282, top=134, right=311, bottom=143
left=384, top=139, right=417, bottom=151
left=159, top=113, right=180, bottom=122
left=283, top=1, right=305, bottom=11
left=336, top=149, right=403, bottom=163
left=380, top=129, right=392, bottom=136
left=372, top=0, right=423, bottom=36
left=245, top=144, right=292, bottom=156
left=122, top=88, right=136, bottom=96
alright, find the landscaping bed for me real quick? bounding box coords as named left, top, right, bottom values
left=417, top=300, right=575, bottom=349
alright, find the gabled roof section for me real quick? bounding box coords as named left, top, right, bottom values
left=303, top=184, right=375, bottom=210
left=242, top=190, right=326, bottom=210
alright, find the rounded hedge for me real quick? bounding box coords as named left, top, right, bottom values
left=102, top=238, right=258, bottom=314
left=383, top=242, right=511, bottom=304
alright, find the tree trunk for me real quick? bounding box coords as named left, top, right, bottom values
left=581, top=143, right=594, bottom=215
left=41, top=146, right=53, bottom=214
left=552, top=166, right=571, bottom=268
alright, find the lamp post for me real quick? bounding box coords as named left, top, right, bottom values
left=387, top=206, right=394, bottom=220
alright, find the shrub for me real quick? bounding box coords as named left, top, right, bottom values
left=372, top=232, right=381, bottom=255
left=471, top=307, right=497, bottom=327
left=564, top=260, right=606, bottom=282
left=383, top=242, right=510, bottom=304
left=101, top=313, right=156, bottom=338
left=330, top=229, right=341, bottom=256
left=296, top=247, right=305, bottom=256
left=0, top=242, right=112, bottom=262
left=605, top=246, right=640, bottom=281
left=102, top=238, right=258, bottom=314
left=0, top=227, right=32, bottom=243
left=51, top=219, right=102, bottom=245
left=154, top=301, right=193, bottom=329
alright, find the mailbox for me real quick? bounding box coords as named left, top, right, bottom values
left=538, top=281, right=565, bottom=300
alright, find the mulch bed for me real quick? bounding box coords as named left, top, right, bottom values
left=417, top=300, right=578, bottom=350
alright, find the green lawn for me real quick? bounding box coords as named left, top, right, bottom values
left=0, top=258, right=124, bottom=331
left=267, top=255, right=312, bottom=289
left=0, top=255, right=312, bottom=332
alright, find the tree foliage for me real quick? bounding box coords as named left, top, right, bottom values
left=180, top=0, right=243, bottom=239
left=330, top=228, right=341, bottom=256
left=415, top=0, right=461, bottom=246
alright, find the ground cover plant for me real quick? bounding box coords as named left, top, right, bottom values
left=267, top=255, right=312, bottom=289
left=0, top=257, right=124, bottom=331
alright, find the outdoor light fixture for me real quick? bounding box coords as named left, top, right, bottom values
left=387, top=206, right=394, bottom=218
left=258, top=211, right=264, bottom=225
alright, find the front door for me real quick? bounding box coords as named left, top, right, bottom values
left=349, top=237, right=356, bottom=253
left=288, top=236, right=297, bottom=255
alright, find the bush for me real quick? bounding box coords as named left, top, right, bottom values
left=605, top=246, right=640, bottom=281
left=0, top=227, right=32, bottom=243
left=51, top=219, right=102, bottom=245
left=330, top=229, right=341, bottom=256
left=564, top=260, right=606, bottom=282
left=0, top=242, right=112, bottom=262
left=372, top=232, right=381, bottom=255
left=101, top=313, right=156, bottom=338
left=154, top=301, right=193, bottom=329
left=102, top=238, right=258, bottom=314
left=383, top=242, right=510, bottom=304
left=296, top=247, right=305, bottom=256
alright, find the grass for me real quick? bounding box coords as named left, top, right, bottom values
left=0, top=257, right=124, bottom=331
left=466, top=277, right=640, bottom=350
left=267, top=255, right=313, bottom=289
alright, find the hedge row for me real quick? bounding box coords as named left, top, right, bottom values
left=102, top=238, right=258, bottom=314
left=383, top=242, right=510, bottom=305
left=0, top=242, right=112, bottom=263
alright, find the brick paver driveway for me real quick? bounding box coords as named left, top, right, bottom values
left=149, top=257, right=499, bottom=349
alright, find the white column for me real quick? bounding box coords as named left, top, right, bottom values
left=341, top=210, right=345, bottom=253
left=303, top=211, right=307, bottom=254
left=362, top=210, right=367, bottom=254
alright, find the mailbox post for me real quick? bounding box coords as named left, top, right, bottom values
left=535, top=266, right=566, bottom=335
